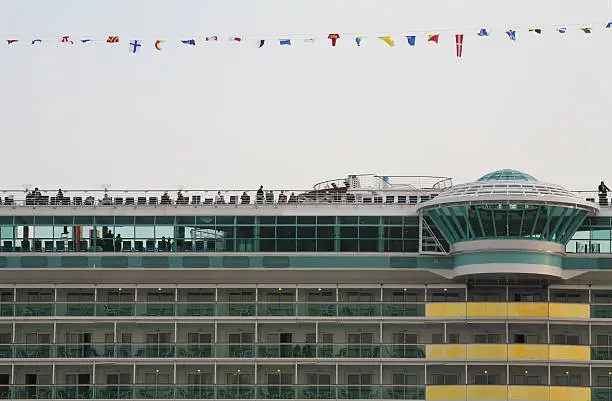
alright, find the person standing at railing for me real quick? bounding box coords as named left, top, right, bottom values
left=599, top=181, right=611, bottom=205
left=256, top=186, right=264, bottom=204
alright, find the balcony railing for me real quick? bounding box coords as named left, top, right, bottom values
left=0, top=186, right=442, bottom=208
left=0, top=384, right=429, bottom=400
left=0, top=302, right=426, bottom=318
left=0, top=343, right=428, bottom=359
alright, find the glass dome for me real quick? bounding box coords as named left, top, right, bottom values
left=477, top=169, right=537, bottom=182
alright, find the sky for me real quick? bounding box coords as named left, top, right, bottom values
left=0, top=0, right=610, bottom=192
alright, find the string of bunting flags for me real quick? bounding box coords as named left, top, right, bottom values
left=4, top=22, right=612, bottom=58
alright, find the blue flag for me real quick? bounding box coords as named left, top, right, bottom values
left=557, top=27, right=567, bottom=33
left=506, top=30, right=516, bottom=40
left=279, top=39, right=291, bottom=45
left=477, top=28, right=489, bottom=37
left=181, top=39, right=196, bottom=45
left=31, top=39, right=41, bottom=45
left=355, top=36, right=362, bottom=46
left=607, top=22, right=612, bottom=28
left=405, top=36, right=416, bottom=46
left=129, top=40, right=141, bottom=53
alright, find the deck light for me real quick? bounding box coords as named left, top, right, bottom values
left=443, top=288, right=448, bottom=292
left=155, top=369, right=160, bottom=373
left=565, top=371, right=569, bottom=375
left=196, top=369, right=201, bottom=373
left=278, top=288, right=282, bottom=291
left=157, top=288, right=163, bottom=292
left=524, top=370, right=528, bottom=374
left=117, top=288, right=123, bottom=291
left=237, top=369, right=241, bottom=373
left=276, top=369, right=281, bottom=373
left=403, top=288, right=408, bottom=292
left=483, top=370, right=488, bottom=374
left=608, top=372, right=611, bottom=375
left=317, top=288, right=322, bottom=292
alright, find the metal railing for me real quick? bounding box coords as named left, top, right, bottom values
left=0, top=187, right=442, bottom=207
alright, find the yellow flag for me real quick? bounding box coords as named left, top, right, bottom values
left=378, top=36, right=395, bottom=47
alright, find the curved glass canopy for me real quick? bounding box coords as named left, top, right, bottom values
left=427, top=204, right=587, bottom=244
left=477, top=169, right=537, bottom=182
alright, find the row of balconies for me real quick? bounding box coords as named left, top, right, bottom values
left=0, top=302, right=607, bottom=319
left=0, top=384, right=600, bottom=400
left=0, top=343, right=605, bottom=361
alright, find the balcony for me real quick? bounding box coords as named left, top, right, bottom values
left=425, top=302, right=590, bottom=319
left=427, top=386, right=590, bottom=401
left=0, top=301, right=428, bottom=318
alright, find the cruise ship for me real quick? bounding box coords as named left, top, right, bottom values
left=0, top=169, right=609, bottom=401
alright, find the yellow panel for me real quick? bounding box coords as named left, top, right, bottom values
left=426, top=344, right=466, bottom=360
left=508, top=385, right=549, bottom=401
left=466, top=302, right=507, bottom=318
left=508, top=344, right=548, bottom=360
left=427, top=385, right=466, bottom=400
left=549, top=303, right=590, bottom=319
left=550, top=386, right=591, bottom=401
left=467, top=385, right=507, bottom=400
left=466, top=344, right=507, bottom=360
left=549, top=345, right=590, bottom=361
left=426, top=303, right=466, bottom=318
left=507, top=302, right=548, bottom=318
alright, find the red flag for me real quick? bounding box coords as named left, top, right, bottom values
left=60, top=35, right=74, bottom=44
left=427, top=34, right=439, bottom=44
left=230, top=37, right=242, bottom=42
left=455, top=34, right=464, bottom=57
left=328, top=33, right=340, bottom=46
left=7, top=40, right=18, bottom=45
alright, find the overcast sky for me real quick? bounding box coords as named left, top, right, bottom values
left=0, top=0, right=610, bottom=192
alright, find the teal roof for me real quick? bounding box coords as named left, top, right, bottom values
left=477, top=169, right=537, bottom=182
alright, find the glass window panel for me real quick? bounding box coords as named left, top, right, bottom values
left=359, top=216, right=379, bottom=225
left=404, top=227, right=418, bottom=239
left=74, top=216, right=94, bottom=225
left=359, top=226, right=378, bottom=239
left=53, top=216, right=72, bottom=225
left=317, top=216, right=335, bottom=224
left=403, top=217, right=418, bottom=226
left=236, top=227, right=254, bottom=238
left=0, top=217, right=12, bottom=225
left=259, top=216, right=275, bottom=225
left=359, top=240, right=377, bottom=252
left=297, top=216, right=316, bottom=224
left=384, top=216, right=402, bottom=225
left=176, top=216, right=195, bottom=225
left=297, top=227, right=315, bottom=238
left=338, top=216, right=358, bottom=225
left=156, top=216, right=174, bottom=225
left=591, top=217, right=611, bottom=226
left=592, top=229, right=611, bottom=240
left=135, top=216, right=155, bottom=225
left=260, top=227, right=275, bottom=238
left=297, top=239, right=316, bottom=251
left=317, top=239, right=334, bottom=252
left=34, top=216, right=53, bottom=225
left=215, top=216, right=234, bottom=225
left=14, top=216, right=34, bottom=225
left=278, top=239, right=296, bottom=252
left=317, top=227, right=333, bottom=239
left=217, top=226, right=234, bottom=237
left=114, top=225, right=134, bottom=239
left=277, top=216, right=296, bottom=225
left=236, top=216, right=254, bottom=225
left=115, top=216, right=134, bottom=225
left=95, top=216, right=114, bottom=225
left=277, top=226, right=296, bottom=239
left=340, top=239, right=358, bottom=252
left=340, top=227, right=358, bottom=238
left=135, top=226, right=154, bottom=238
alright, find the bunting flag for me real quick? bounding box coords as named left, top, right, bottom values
left=129, top=40, right=141, bottom=53
left=4, top=24, right=611, bottom=56
left=328, top=33, right=340, bottom=46
left=455, top=34, right=463, bottom=57
left=378, top=36, right=395, bottom=46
